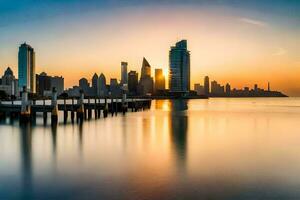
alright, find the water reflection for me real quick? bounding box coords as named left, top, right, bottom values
left=1, top=99, right=300, bottom=199
left=19, top=122, right=33, bottom=199
left=169, top=100, right=188, bottom=173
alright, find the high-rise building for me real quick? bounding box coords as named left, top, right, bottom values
left=154, top=68, right=165, bottom=92
left=110, top=78, right=121, bottom=96
left=36, top=72, right=51, bottom=96
left=36, top=72, right=64, bottom=96
left=121, top=62, right=128, bottom=85
left=141, top=58, right=151, bottom=79
left=18, top=43, right=35, bottom=93
left=139, top=57, right=153, bottom=95
left=128, top=71, right=138, bottom=95
left=97, top=73, right=107, bottom=96
left=169, top=40, right=190, bottom=93
left=204, top=76, right=210, bottom=96
left=225, top=83, right=231, bottom=96
left=92, top=73, right=98, bottom=96
left=79, top=78, right=90, bottom=95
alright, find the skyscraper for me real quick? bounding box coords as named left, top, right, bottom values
left=79, top=78, right=90, bottom=94
left=18, top=43, right=35, bottom=93
left=141, top=57, right=151, bottom=78
left=128, top=71, right=138, bottom=95
left=121, top=62, right=128, bottom=85
left=204, top=76, right=210, bottom=96
left=154, top=68, right=165, bottom=92
left=92, top=73, right=98, bottom=96
left=169, top=40, right=190, bottom=93
left=97, top=73, right=107, bottom=96
left=225, top=83, right=231, bottom=96
left=139, top=57, right=153, bottom=95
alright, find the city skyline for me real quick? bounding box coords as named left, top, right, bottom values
left=0, top=1, right=300, bottom=95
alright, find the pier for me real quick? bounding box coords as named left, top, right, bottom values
left=0, top=87, right=151, bottom=124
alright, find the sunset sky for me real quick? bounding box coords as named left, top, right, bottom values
left=0, top=0, right=300, bottom=95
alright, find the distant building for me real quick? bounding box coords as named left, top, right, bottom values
left=36, top=72, right=51, bottom=96
left=154, top=68, right=165, bottom=92
left=225, top=83, right=231, bottom=96
left=110, top=78, right=121, bottom=96
left=0, top=67, right=18, bottom=96
left=79, top=78, right=90, bottom=95
left=92, top=73, right=98, bottom=96
left=36, top=72, right=64, bottom=96
left=139, top=57, right=153, bottom=95
left=51, top=76, right=64, bottom=95
left=97, top=73, right=107, bottom=96
left=211, top=80, right=224, bottom=96
left=204, top=76, right=210, bottom=96
left=128, top=71, right=138, bottom=95
left=169, top=40, right=190, bottom=93
left=194, top=83, right=204, bottom=95
left=65, top=86, right=80, bottom=97
left=18, top=43, right=35, bottom=93
left=121, top=62, right=128, bottom=85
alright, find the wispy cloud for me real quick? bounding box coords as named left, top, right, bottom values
left=273, top=47, right=287, bottom=56
left=239, top=18, right=267, bottom=27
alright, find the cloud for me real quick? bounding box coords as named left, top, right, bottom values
left=273, top=47, right=287, bottom=56
left=239, top=18, right=267, bottom=27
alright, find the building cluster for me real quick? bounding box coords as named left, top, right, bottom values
left=65, top=57, right=167, bottom=97
left=0, top=40, right=286, bottom=99
left=194, top=76, right=286, bottom=97
left=0, top=43, right=65, bottom=98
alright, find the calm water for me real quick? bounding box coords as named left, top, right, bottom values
left=1, top=98, right=300, bottom=199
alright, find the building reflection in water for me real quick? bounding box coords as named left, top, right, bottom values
left=51, top=123, right=57, bottom=156
left=168, top=100, right=188, bottom=174
left=19, top=122, right=33, bottom=199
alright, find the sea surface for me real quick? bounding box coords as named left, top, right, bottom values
left=1, top=98, right=300, bottom=200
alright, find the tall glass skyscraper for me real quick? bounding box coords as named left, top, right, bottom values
left=18, top=43, right=36, bottom=93
left=169, top=40, right=190, bottom=93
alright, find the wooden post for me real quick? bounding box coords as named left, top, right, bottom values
left=51, top=87, right=58, bottom=125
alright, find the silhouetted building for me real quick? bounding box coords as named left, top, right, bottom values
left=211, top=80, right=224, bottom=96
left=65, top=86, right=80, bottom=97
left=36, top=72, right=51, bottom=96
left=0, top=67, right=18, bottom=96
left=128, top=71, right=138, bottom=95
left=110, top=78, right=121, bottom=96
left=194, top=83, right=204, bottom=95
left=154, top=68, right=165, bottom=92
left=169, top=40, right=190, bottom=93
left=18, top=43, right=35, bottom=93
left=204, top=76, right=209, bottom=96
left=225, top=83, right=231, bottom=96
left=268, top=82, right=270, bottom=92
left=79, top=78, right=90, bottom=95
left=97, top=73, right=107, bottom=96
left=92, top=73, right=98, bottom=96
left=121, top=62, right=128, bottom=85
left=36, top=72, right=64, bottom=96
left=139, top=57, right=153, bottom=95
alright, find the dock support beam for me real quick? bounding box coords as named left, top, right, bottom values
left=20, top=86, right=31, bottom=123
left=51, top=87, right=58, bottom=125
